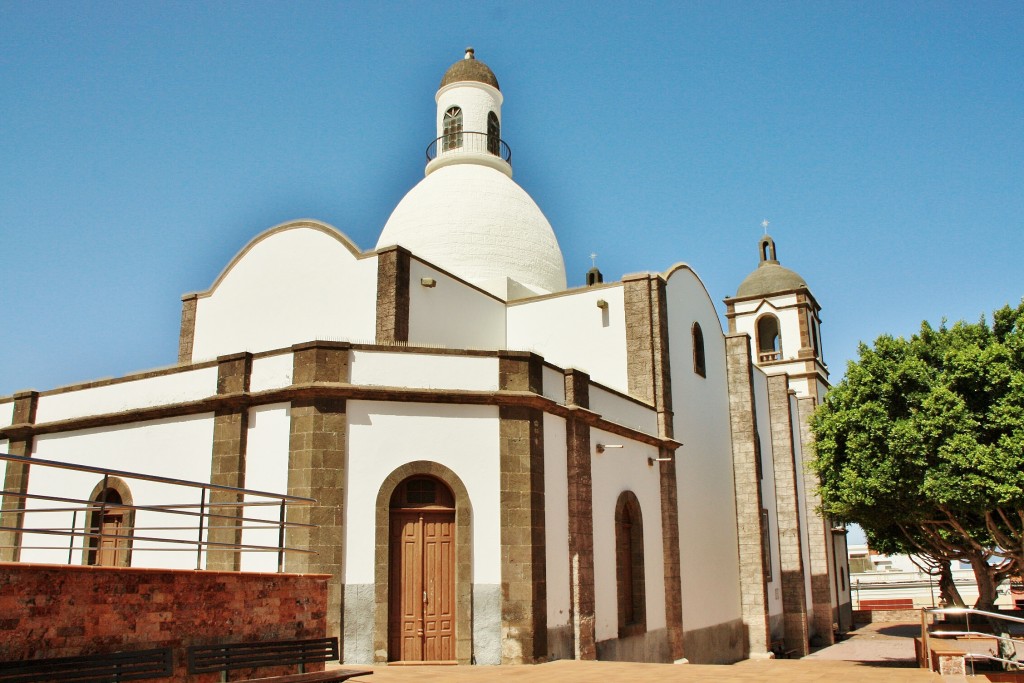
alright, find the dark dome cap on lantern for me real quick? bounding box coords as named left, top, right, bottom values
left=440, top=47, right=500, bottom=90
left=735, top=234, right=809, bottom=298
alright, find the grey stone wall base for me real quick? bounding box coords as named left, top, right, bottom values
left=473, top=584, right=502, bottom=665
left=595, top=627, right=671, bottom=663
left=681, top=618, right=747, bottom=664
left=343, top=584, right=375, bottom=664
left=769, top=613, right=785, bottom=643
left=546, top=624, right=573, bottom=662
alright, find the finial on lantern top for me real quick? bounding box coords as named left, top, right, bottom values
left=465, top=47, right=475, bottom=60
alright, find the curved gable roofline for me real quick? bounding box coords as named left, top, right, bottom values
left=662, top=261, right=723, bottom=321
left=187, top=219, right=365, bottom=300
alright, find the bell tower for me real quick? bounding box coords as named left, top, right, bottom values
left=724, top=231, right=828, bottom=402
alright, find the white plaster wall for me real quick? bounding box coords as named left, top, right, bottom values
left=34, top=368, right=217, bottom=424
left=23, top=415, right=215, bottom=568
left=590, top=428, right=665, bottom=642
left=507, top=286, right=628, bottom=393
left=344, top=401, right=501, bottom=585
left=589, top=386, right=657, bottom=434
left=0, top=400, right=14, bottom=428
left=350, top=351, right=499, bottom=392
left=753, top=370, right=783, bottom=619
left=191, top=225, right=378, bottom=361
left=789, top=377, right=811, bottom=397
left=733, top=294, right=798, bottom=315
left=542, top=366, right=566, bottom=405
left=791, top=393, right=815, bottom=623
left=250, top=353, right=294, bottom=393
left=543, top=414, right=570, bottom=629
left=664, top=266, right=744, bottom=631
left=408, top=259, right=506, bottom=350
left=240, top=403, right=292, bottom=572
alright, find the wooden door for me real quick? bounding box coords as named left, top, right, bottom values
left=96, top=510, right=126, bottom=567
left=389, top=510, right=455, bottom=662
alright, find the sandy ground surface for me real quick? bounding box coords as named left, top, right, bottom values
left=336, top=621, right=942, bottom=682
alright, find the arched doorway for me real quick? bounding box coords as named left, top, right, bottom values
left=388, top=476, right=456, bottom=662
left=86, top=482, right=133, bottom=567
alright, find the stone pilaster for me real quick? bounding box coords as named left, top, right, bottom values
left=725, top=333, right=771, bottom=657
left=375, top=246, right=411, bottom=344
left=563, top=369, right=595, bottom=660
left=623, top=274, right=684, bottom=659
left=206, top=353, right=252, bottom=572
left=0, top=391, right=38, bottom=562
left=797, top=395, right=835, bottom=645
left=658, top=446, right=685, bottom=661
left=178, top=294, right=198, bottom=363
left=498, top=352, right=546, bottom=663
left=766, top=376, right=809, bottom=656
left=622, top=274, right=674, bottom=435
left=287, top=343, right=350, bottom=642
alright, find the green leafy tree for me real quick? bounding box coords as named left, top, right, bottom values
left=811, top=301, right=1024, bottom=610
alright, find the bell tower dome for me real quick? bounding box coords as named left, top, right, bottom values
left=724, top=230, right=829, bottom=401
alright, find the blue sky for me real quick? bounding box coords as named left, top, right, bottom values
left=1, top=2, right=1021, bottom=399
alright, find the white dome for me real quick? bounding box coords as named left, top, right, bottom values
left=377, top=164, right=567, bottom=297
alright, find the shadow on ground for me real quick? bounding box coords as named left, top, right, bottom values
left=875, top=624, right=921, bottom=638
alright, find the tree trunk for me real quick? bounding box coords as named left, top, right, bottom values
left=967, top=552, right=998, bottom=611
left=938, top=561, right=966, bottom=607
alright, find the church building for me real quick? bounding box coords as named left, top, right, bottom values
left=0, top=49, right=851, bottom=666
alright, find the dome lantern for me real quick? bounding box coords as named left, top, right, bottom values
left=427, top=48, right=510, bottom=177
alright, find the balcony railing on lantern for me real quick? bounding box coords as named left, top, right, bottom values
left=426, top=131, right=512, bottom=164
left=758, top=350, right=782, bottom=362
left=0, top=452, right=317, bottom=572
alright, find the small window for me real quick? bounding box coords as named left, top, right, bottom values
left=391, top=477, right=454, bottom=509
left=692, top=322, right=706, bottom=377
left=443, top=107, right=463, bottom=151
left=615, top=491, right=646, bottom=637
left=840, top=566, right=846, bottom=591
left=810, top=314, right=819, bottom=355
left=762, top=508, right=773, bottom=582
left=487, top=111, right=500, bottom=156
left=756, top=314, right=782, bottom=362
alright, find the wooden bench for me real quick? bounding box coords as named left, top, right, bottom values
left=187, top=637, right=371, bottom=683
left=0, top=647, right=173, bottom=683
left=859, top=598, right=915, bottom=610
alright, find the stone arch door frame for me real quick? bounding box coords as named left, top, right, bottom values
left=83, top=476, right=135, bottom=567
left=374, top=461, right=473, bottom=664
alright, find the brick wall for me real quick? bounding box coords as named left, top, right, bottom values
left=0, top=563, right=330, bottom=682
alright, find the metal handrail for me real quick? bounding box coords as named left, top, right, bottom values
left=425, top=131, right=511, bottom=164
left=0, top=452, right=317, bottom=571
left=921, top=606, right=1024, bottom=675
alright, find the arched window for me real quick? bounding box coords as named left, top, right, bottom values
left=443, top=106, right=463, bottom=151
left=756, top=314, right=782, bottom=362
left=85, top=480, right=133, bottom=567
left=486, top=111, right=500, bottom=156
left=692, top=322, right=706, bottom=377
left=615, top=491, right=646, bottom=637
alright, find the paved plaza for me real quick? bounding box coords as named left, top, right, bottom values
left=350, top=621, right=943, bottom=682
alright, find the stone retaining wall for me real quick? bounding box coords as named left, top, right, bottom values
left=0, top=562, right=330, bottom=682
